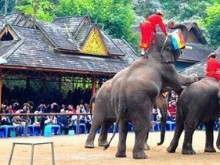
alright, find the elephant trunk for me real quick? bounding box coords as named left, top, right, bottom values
left=168, top=20, right=188, bottom=43
left=155, top=94, right=168, bottom=145
left=216, top=123, right=220, bottom=150
left=158, top=115, right=167, bottom=145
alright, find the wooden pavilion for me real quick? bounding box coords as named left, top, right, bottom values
left=0, top=13, right=138, bottom=107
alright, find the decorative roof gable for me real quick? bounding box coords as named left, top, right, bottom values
left=80, top=25, right=107, bottom=56
left=186, top=22, right=206, bottom=44
left=0, top=24, right=20, bottom=41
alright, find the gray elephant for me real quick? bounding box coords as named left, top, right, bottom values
left=108, top=21, right=197, bottom=159
left=84, top=80, right=169, bottom=149
left=167, top=77, right=220, bottom=154
left=85, top=68, right=128, bottom=148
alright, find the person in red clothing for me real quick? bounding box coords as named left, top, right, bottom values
left=139, top=9, right=167, bottom=58
left=206, top=52, right=220, bottom=99
left=206, top=52, right=220, bottom=80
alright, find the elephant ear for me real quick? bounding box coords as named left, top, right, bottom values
left=160, top=49, right=175, bottom=63
left=161, top=49, right=182, bottom=63
left=154, top=32, right=183, bottom=63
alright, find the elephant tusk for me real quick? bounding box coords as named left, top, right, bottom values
left=185, top=45, right=192, bottom=50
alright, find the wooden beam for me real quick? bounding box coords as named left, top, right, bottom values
left=91, top=76, right=96, bottom=96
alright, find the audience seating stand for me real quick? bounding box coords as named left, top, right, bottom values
left=44, top=125, right=61, bottom=137
left=72, top=123, right=87, bottom=134
left=0, top=125, right=16, bottom=137
left=27, top=125, right=41, bottom=136
left=166, top=121, right=176, bottom=131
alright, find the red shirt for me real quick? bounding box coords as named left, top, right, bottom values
left=147, top=14, right=167, bottom=34
left=139, top=14, right=166, bottom=50
left=206, top=58, right=220, bottom=80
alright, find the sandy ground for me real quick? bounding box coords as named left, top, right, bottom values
left=1, top=131, right=220, bottom=165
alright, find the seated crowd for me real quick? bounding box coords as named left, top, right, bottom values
left=0, top=101, right=92, bottom=137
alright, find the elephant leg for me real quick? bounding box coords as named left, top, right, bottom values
left=98, top=121, right=113, bottom=146
left=116, top=120, right=128, bottom=158
left=182, top=124, right=196, bottom=155
left=85, top=115, right=104, bottom=148
left=144, top=131, right=150, bottom=151
left=132, top=117, right=149, bottom=159
left=167, top=116, right=184, bottom=153
left=204, top=121, right=216, bottom=152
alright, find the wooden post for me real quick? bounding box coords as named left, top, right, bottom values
left=0, top=69, right=2, bottom=112
left=91, top=76, right=96, bottom=96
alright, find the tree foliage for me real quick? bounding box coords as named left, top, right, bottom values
left=52, top=0, right=135, bottom=43
left=202, top=3, right=220, bottom=47
left=1, top=0, right=220, bottom=50
left=16, top=0, right=55, bottom=21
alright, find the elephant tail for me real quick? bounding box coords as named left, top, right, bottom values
left=89, top=93, right=96, bottom=119
left=103, top=114, right=122, bottom=150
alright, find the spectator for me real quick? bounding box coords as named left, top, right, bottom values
left=67, top=104, right=76, bottom=114
left=0, top=115, right=11, bottom=125
left=37, top=103, right=47, bottom=113
left=77, top=104, right=91, bottom=133
left=50, top=102, right=60, bottom=113
left=57, top=109, right=69, bottom=135
left=32, top=111, right=40, bottom=126
left=12, top=111, right=24, bottom=136
left=168, top=100, right=176, bottom=119
left=38, top=111, right=47, bottom=135
left=44, top=115, right=57, bottom=125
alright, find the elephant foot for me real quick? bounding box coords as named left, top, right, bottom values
left=182, top=148, right=196, bottom=155
left=133, top=151, right=147, bottom=159
left=116, top=152, right=126, bottom=158
left=204, top=146, right=216, bottom=153
left=144, top=143, right=150, bottom=151
left=85, top=143, right=95, bottom=148
left=98, top=140, right=108, bottom=147
left=166, top=146, right=176, bottom=153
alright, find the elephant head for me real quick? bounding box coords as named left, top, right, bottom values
left=153, top=20, right=188, bottom=63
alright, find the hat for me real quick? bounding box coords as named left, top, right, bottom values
left=155, top=9, right=164, bottom=16
left=208, top=52, right=217, bottom=59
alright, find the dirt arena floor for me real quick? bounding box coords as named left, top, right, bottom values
left=1, top=131, right=220, bottom=165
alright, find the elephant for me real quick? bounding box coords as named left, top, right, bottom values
left=85, top=68, right=128, bottom=148
left=108, top=20, right=197, bottom=159
left=84, top=79, right=169, bottom=149
left=167, top=77, right=220, bottom=155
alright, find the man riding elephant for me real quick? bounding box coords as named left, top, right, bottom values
left=206, top=52, right=220, bottom=102
left=139, top=9, right=167, bottom=58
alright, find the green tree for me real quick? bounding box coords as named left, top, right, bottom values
left=0, top=0, right=17, bottom=15
left=53, top=0, right=135, bottom=43
left=202, top=3, right=220, bottom=48
left=16, top=0, right=55, bottom=21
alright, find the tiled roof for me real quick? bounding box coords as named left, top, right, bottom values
left=180, top=42, right=214, bottom=62
left=37, top=21, right=79, bottom=50
left=75, top=23, right=93, bottom=47
left=101, top=30, right=124, bottom=56
left=53, top=16, right=87, bottom=34
left=179, top=47, right=220, bottom=77
left=0, top=13, right=138, bottom=75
